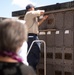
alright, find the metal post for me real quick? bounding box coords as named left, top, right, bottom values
left=27, top=40, right=46, bottom=75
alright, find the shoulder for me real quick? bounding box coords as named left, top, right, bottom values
left=20, top=64, right=36, bottom=75
left=26, top=10, right=40, bottom=15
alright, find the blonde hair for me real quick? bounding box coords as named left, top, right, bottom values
left=0, top=19, right=28, bottom=52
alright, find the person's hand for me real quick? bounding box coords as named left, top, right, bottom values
left=38, top=15, right=48, bottom=26
left=43, top=15, right=49, bottom=20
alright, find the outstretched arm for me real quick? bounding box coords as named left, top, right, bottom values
left=38, top=15, right=48, bottom=26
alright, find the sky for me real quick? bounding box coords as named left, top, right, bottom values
left=0, top=0, right=73, bottom=18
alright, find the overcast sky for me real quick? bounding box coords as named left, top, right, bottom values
left=0, top=0, right=73, bottom=18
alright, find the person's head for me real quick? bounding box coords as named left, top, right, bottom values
left=0, top=19, right=28, bottom=53
left=26, top=4, right=35, bottom=11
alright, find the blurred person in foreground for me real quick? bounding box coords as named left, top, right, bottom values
left=0, top=19, right=36, bottom=75
left=24, top=4, right=48, bottom=70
